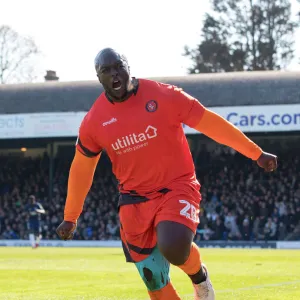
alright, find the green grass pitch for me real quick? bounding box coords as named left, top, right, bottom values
left=0, top=247, right=300, bottom=299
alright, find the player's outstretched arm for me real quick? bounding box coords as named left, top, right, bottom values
left=35, top=208, right=45, bottom=214
left=56, top=149, right=100, bottom=240
left=35, top=202, right=46, bottom=214
left=193, top=109, right=277, bottom=172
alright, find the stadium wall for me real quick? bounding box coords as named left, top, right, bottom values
left=0, top=240, right=299, bottom=249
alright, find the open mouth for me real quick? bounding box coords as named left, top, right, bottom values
left=112, top=80, right=122, bottom=91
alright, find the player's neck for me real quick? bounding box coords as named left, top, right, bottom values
left=106, top=78, right=139, bottom=103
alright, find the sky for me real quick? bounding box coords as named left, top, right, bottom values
left=1, top=0, right=300, bottom=82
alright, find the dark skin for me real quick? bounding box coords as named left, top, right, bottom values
left=29, top=195, right=36, bottom=205
left=94, top=48, right=136, bottom=102
left=57, top=48, right=278, bottom=283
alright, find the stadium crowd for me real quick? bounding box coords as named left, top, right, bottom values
left=0, top=139, right=299, bottom=242
left=194, top=142, right=300, bottom=242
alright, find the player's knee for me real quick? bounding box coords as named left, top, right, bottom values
left=135, top=247, right=170, bottom=291
left=156, top=221, right=193, bottom=266
left=158, top=242, right=190, bottom=266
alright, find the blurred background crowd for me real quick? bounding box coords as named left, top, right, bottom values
left=1, top=137, right=299, bottom=242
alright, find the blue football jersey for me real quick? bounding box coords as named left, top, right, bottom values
left=26, top=203, right=44, bottom=223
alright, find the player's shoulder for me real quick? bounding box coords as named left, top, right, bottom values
left=139, top=78, right=182, bottom=96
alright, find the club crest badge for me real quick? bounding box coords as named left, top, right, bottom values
left=146, top=100, right=158, bottom=112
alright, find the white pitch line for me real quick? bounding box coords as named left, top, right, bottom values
left=180, top=280, right=300, bottom=298
left=216, top=280, right=300, bottom=293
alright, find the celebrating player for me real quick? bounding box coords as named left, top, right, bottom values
left=26, top=195, right=45, bottom=249
left=56, top=48, right=277, bottom=300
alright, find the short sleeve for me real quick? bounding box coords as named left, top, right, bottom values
left=76, top=113, right=102, bottom=157
left=170, top=86, right=205, bottom=128
left=37, top=203, right=44, bottom=210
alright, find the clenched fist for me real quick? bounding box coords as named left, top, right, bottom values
left=56, top=221, right=77, bottom=240
left=257, top=152, right=278, bottom=172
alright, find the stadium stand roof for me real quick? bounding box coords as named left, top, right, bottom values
left=0, top=71, right=299, bottom=114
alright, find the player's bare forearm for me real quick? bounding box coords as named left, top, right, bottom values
left=35, top=209, right=45, bottom=214
left=193, top=109, right=262, bottom=160
left=64, top=149, right=100, bottom=223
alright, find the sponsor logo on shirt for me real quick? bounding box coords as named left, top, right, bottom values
left=103, top=118, right=117, bottom=126
left=111, top=125, right=157, bottom=154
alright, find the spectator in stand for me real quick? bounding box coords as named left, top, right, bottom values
left=2, top=225, right=19, bottom=239
left=224, top=211, right=242, bottom=240
left=278, top=222, right=287, bottom=240
left=241, top=214, right=251, bottom=240
left=211, top=217, right=225, bottom=240
left=264, top=217, right=277, bottom=240
left=106, top=219, right=119, bottom=239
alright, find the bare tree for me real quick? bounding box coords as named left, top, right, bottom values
left=0, top=25, right=40, bottom=84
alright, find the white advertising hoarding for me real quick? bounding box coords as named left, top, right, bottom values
left=0, top=104, right=299, bottom=139
left=0, top=112, right=86, bottom=139
left=184, top=104, right=300, bottom=134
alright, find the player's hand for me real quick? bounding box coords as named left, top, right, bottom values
left=256, top=152, right=278, bottom=172
left=56, top=221, right=77, bottom=240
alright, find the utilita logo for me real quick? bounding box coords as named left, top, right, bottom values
left=111, top=125, right=157, bottom=151
left=103, top=118, right=117, bottom=126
